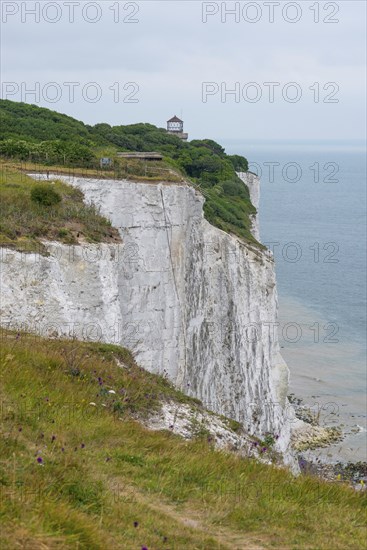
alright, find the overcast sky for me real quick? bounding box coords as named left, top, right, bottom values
left=1, top=0, right=366, bottom=143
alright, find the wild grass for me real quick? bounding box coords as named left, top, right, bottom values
left=4, top=158, right=183, bottom=184
left=0, top=331, right=365, bottom=549
left=0, top=162, right=121, bottom=254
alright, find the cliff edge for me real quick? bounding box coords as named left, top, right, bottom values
left=0, top=173, right=294, bottom=464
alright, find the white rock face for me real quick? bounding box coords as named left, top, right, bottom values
left=0, top=174, right=294, bottom=462
left=144, top=399, right=271, bottom=463
left=237, top=171, right=260, bottom=241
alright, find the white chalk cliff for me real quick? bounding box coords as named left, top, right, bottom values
left=0, top=173, right=295, bottom=463
left=237, top=171, right=261, bottom=241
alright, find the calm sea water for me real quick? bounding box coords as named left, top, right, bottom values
left=222, top=140, right=366, bottom=462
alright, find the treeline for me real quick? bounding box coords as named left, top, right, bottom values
left=0, top=99, right=257, bottom=244
left=0, top=99, right=248, bottom=174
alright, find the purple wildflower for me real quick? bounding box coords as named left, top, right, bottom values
left=37, top=457, right=43, bottom=464
left=51, top=435, right=56, bottom=442
left=133, top=521, right=139, bottom=528
left=61, top=448, right=65, bottom=452
left=261, top=447, right=267, bottom=453
left=81, top=443, right=85, bottom=449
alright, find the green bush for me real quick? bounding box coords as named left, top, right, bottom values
left=30, top=184, right=62, bottom=206
left=221, top=178, right=250, bottom=198
left=228, top=154, right=249, bottom=172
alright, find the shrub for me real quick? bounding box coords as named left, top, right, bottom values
left=221, top=178, right=250, bottom=198
left=30, top=184, right=62, bottom=206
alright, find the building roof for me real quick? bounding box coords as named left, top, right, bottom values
left=116, top=152, right=163, bottom=160
left=167, top=115, right=183, bottom=123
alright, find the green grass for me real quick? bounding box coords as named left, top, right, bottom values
left=0, top=162, right=121, bottom=253
left=0, top=331, right=366, bottom=549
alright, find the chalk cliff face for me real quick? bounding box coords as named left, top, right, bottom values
left=237, top=171, right=261, bottom=241
left=0, top=174, right=293, bottom=461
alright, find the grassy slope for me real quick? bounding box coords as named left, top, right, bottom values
left=0, top=162, right=121, bottom=252
left=0, top=332, right=365, bottom=549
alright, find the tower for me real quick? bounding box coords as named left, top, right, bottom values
left=167, top=116, right=188, bottom=141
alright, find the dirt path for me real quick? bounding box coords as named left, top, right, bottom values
left=147, top=499, right=268, bottom=550
left=108, top=479, right=272, bottom=550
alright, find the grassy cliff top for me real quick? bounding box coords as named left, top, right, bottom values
left=0, top=100, right=259, bottom=246
left=0, top=162, right=121, bottom=253
left=0, top=331, right=366, bottom=549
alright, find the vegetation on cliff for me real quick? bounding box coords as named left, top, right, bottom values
left=0, top=163, right=120, bottom=252
left=0, top=100, right=257, bottom=245
left=0, top=330, right=366, bottom=549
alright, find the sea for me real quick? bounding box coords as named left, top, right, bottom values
left=222, top=139, right=366, bottom=463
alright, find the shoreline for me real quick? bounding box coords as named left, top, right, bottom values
left=277, top=294, right=366, bottom=464
left=288, top=394, right=367, bottom=491
left=299, top=455, right=367, bottom=492
left=290, top=391, right=367, bottom=489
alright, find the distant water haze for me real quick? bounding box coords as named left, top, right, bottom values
left=222, top=140, right=366, bottom=463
